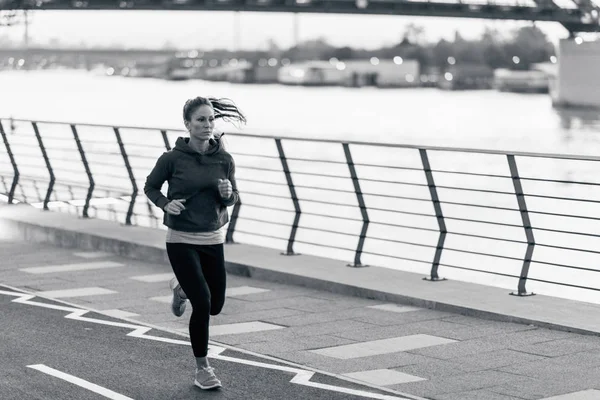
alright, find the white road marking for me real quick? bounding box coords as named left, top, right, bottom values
left=1, top=287, right=417, bottom=400
left=27, top=364, right=134, bottom=400
left=213, top=354, right=405, bottom=399
left=130, top=273, right=173, bottom=283
left=149, top=295, right=172, bottom=304
left=226, top=286, right=270, bottom=297
left=35, top=287, right=117, bottom=298
left=343, top=369, right=426, bottom=385
left=0, top=289, right=189, bottom=346
left=73, top=252, right=112, bottom=259
left=20, top=261, right=124, bottom=274
left=211, top=321, right=284, bottom=336
left=311, top=334, right=457, bottom=359
left=150, top=286, right=270, bottom=304
left=101, top=309, right=140, bottom=319
left=541, top=390, right=600, bottom=399
left=367, top=304, right=421, bottom=313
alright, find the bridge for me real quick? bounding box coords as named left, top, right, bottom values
left=1, top=0, right=600, bottom=33
left=2, top=0, right=600, bottom=106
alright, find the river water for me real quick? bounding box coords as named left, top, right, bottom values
left=2, top=69, right=600, bottom=152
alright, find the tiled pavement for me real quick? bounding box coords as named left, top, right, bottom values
left=2, top=239, right=600, bottom=400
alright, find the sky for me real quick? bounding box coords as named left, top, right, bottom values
left=0, top=9, right=575, bottom=50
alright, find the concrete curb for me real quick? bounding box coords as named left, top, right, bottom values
left=7, top=218, right=170, bottom=264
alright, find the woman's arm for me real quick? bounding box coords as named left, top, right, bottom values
left=221, top=158, right=239, bottom=207
left=144, top=153, right=172, bottom=211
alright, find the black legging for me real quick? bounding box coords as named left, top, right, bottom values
left=166, top=242, right=227, bottom=358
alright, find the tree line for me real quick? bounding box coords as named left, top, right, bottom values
left=258, top=25, right=557, bottom=70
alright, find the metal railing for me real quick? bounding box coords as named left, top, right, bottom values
left=2, top=117, right=600, bottom=303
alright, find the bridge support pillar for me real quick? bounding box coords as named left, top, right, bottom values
left=553, top=38, right=600, bottom=109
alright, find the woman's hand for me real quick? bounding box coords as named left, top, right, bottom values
left=218, top=179, right=232, bottom=200
left=164, top=199, right=186, bottom=215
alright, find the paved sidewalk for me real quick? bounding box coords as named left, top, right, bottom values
left=2, top=213, right=600, bottom=398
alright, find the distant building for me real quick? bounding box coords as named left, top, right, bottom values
left=493, top=63, right=555, bottom=93
left=438, top=64, right=494, bottom=90
left=344, top=60, right=420, bottom=88
left=128, top=60, right=168, bottom=79
left=277, top=59, right=421, bottom=88
left=278, top=61, right=345, bottom=86
left=204, top=61, right=279, bottom=84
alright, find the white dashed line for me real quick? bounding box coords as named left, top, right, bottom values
left=311, top=335, right=457, bottom=359
left=35, top=287, right=117, bottom=298
left=211, top=321, right=285, bottom=336
left=73, top=252, right=112, bottom=259
left=20, top=261, right=124, bottom=274
left=101, top=309, right=140, bottom=319
left=367, top=304, right=421, bottom=313
left=27, top=364, right=134, bottom=400
left=129, top=273, right=174, bottom=283
left=226, top=286, right=270, bottom=297
left=343, top=369, right=426, bottom=386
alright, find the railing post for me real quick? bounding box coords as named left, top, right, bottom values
left=343, top=143, right=369, bottom=268
left=32, top=180, right=43, bottom=202
left=420, top=149, right=447, bottom=282
left=0, top=120, right=19, bottom=204
left=275, top=138, right=301, bottom=256
left=222, top=134, right=239, bottom=244
left=161, top=130, right=171, bottom=150
left=507, top=155, right=536, bottom=296
left=114, top=127, right=137, bottom=226
left=146, top=199, right=159, bottom=225
left=32, top=122, right=55, bottom=210
left=71, top=124, right=95, bottom=218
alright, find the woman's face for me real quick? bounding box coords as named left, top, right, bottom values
left=186, top=105, right=215, bottom=141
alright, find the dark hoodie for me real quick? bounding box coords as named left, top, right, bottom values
left=144, top=137, right=239, bottom=233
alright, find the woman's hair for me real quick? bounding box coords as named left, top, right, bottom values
left=182, top=96, right=247, bottom=126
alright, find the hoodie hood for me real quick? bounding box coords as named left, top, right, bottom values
left=173, top=137, right=221, bottom=156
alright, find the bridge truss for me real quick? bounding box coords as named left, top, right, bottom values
left=0, top=0, right=599, bottom=33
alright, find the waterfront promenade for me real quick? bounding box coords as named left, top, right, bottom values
left=2, top=203, right=600, bottom=400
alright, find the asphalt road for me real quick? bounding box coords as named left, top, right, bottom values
left=0, top=286, right=409, bottom=400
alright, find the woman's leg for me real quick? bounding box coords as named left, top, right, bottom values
left=197, top=243, right=227, bottom=317
left=166, top=242, right=211, bottom=358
